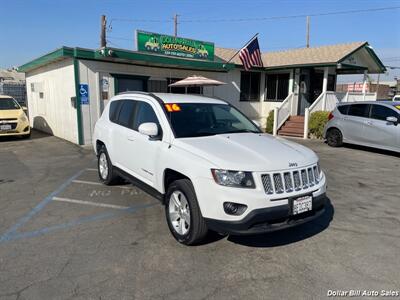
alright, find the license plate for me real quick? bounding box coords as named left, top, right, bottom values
left=292, top=195, right=312, bottom=215
left=0, top=124, right=12, bottom=131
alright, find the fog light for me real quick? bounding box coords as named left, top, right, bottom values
left=23, top=126, right=30, bottom=132
left=223, top=202, right=247, bottom=216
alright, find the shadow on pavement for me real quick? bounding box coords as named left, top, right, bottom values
left=0, top=129, right=50, bottom=142
left=342, top=143, right=400, bottom=158
left=226, top=198, right=334, bottom=248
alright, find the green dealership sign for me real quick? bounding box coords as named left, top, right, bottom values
left=136, top=30, right=214, bottom=61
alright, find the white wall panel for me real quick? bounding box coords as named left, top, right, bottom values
left=25, top=58, right=78, bottom=143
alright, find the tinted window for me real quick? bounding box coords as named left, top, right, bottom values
left=116, top=100, right=136, bottom=128
left=0, top=98, right=20, bottom=110
left=370, top=105, right=398, bottom=121
left=240, top=72, right=260, bottom=101
left=166, top=103, right=260, bottom=138
left=109, top=101, right=122, bottom=123
left=265, top=73, right=289, bottom=102
left=348, top=104, right=370, bottom=118
left=337, top=105, right=349, bottom=115
left=134, top=102, right=159, bottom=130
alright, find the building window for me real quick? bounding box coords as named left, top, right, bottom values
left=265, top=73, right=289, bottom=102
left=240, top=71, right=261, bottom=101
left=167, top=78, right=202, bottom=94
left=148, top=79, right=168, bottom=93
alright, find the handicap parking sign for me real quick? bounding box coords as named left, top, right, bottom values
left=79, top=84, right=89, bottom=105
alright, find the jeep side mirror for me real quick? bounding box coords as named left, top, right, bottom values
left=22, top=106, right=28, bottom=111
left=386, top=116, right=398, bottom=124
left=138, top=122, right=159, bottom=137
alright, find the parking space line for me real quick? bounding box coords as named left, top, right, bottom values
left=85, top=168, right=97, bottom=171
left=72, top=179, right=135, bottom=190
left=52, top=196, right=130, bottom=210
left=0, top=169, right=85, bottom=243
left=5, top=202, right=158, bottom=243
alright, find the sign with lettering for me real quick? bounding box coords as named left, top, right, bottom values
left=136, top=30, right=214, bottom=61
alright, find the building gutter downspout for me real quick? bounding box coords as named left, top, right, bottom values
left=73, top=58, right=84, bottom=145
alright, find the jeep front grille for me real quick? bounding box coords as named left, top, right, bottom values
left=261, top=165, right=320, bottom=195
left=261, top=174, right=273, bottom=194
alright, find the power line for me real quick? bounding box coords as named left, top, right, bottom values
left=179, top=6, right=400, bottom=23
left=108, top=6, right=400, bottom=25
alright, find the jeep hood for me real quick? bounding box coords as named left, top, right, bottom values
left=173, top=133, right=318, bottom=172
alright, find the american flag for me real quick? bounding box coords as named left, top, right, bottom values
left=239, top=37, right=263, bottom=71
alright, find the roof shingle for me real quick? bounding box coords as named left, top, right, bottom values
left=215, top=41, right=366, bottom=68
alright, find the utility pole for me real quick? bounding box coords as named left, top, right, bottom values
left=306, top=16, right=310, bottom=48
left=100, top=15, right=107, bottom=48
left=174, top=14, right=178, bottom=37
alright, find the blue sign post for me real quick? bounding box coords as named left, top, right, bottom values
left=79, top=84, right=89, bottom=105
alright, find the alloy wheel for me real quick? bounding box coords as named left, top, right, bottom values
left=168, top=191, right=191, bottom=235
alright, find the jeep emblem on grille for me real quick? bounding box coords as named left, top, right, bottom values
left=289, top=162, right=298, bottom=167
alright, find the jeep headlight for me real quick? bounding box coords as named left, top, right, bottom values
left=211, top=169, right=255, bottom=188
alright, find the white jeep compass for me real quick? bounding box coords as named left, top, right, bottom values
left=93, top=92, right=327, bottom=245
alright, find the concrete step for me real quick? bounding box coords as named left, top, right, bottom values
left=283, top=122, right=304, bottom=129
left=278, top=127, right=304, bottom=135
left=278, top=131, right=304, bottom=138
left=289, top=115, right=305, bottom=120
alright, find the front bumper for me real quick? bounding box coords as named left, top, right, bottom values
left=204, top=193, right=327, bottom=235
left=0, top=120, right=30, bottom=136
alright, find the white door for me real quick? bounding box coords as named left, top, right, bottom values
left=122, top=100, right=163, bottom=187
left=364, top=104, right=400, bottom=151
left=110, top=100, right=138, bottom=170
left=343, top=104, right=370, bottom=143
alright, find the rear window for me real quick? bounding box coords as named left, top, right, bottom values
left=337, top=105, right=349, bottom=115
left=348, top=104, right=370, bottom=118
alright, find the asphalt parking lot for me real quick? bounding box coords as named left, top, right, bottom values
left=0, top=130, right=399, bottom=300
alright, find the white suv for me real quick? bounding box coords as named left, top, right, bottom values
left=93, top=92, right=327, bottom=245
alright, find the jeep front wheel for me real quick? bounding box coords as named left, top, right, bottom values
left=165, top=179, right=208, bottom=245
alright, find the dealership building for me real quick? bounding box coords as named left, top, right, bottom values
left=18, top=31, right=385, bottom=145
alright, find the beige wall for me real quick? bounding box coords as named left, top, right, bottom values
left=25, top=58, right=78, bottom=144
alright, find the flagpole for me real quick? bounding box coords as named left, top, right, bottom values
left=223, top=33, right=259, bottom=67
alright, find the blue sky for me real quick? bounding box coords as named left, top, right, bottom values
left=1, top=0, right=399, bottom=81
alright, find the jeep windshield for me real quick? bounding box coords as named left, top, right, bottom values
left=165, top=103, right=261, bottom=138
left=0, top=98, right=20, bottom=110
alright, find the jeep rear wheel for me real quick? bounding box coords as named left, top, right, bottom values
left=97, top=145, right=119, bottom=185
left=165, top=179, right=208, bottom=245
left=326, top=128, right=343, bottom=147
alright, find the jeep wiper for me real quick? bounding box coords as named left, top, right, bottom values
left=222, top=129, right=259, bottom=134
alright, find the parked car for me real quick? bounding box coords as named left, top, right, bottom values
left=0, top=95, right=30, bottom=138
left=93, top=92, right=327, bottom=245
left=393, top=95, right=400, bottom=101
left=324, top=101, right=400, bottom=153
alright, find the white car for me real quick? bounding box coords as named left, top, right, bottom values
left=93, top=92, right=327, bottom=245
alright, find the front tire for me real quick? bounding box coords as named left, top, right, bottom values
left=326, top=128, right=343, bottom=147
left=97, top=145, right=119, bottom=185
left=165, top=179, right=208, bottom=245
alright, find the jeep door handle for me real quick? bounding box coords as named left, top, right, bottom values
left=365, top=121, right=373, bottom=126
left=127, top=136, right=135, bottom=141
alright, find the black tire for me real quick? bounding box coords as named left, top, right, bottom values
left=165, top=179, right=208, bottom=245
left=326, top=128, right=343, bottom=147
left=97, top=145, right=119, bottom=185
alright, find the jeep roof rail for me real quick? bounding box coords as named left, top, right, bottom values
left=116, top=91, right=151, bottom=96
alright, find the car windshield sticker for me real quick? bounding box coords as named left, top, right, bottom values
left=165, top=104, right=181, bottom=112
